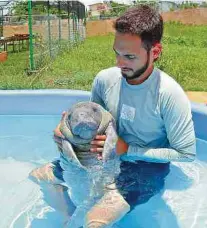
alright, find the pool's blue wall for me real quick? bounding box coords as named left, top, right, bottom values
left=0, top=90, right=206, bottom=141
left=0, top=90, right=90, bottom=115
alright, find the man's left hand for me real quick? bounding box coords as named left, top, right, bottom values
left=116, top=137, right=129, bottom=155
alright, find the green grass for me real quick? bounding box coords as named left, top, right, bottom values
left=0, top=51, right=31, bottom=89
left=158, top=22, right=207, bottom=91
left=0, top=22, right=207, bottom=91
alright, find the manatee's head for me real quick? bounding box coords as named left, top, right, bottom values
left=68, top=102, right=102, bottom=140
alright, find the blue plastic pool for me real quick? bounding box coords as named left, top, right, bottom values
left=0, top=90, right=207, bottom=228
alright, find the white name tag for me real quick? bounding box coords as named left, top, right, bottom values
left=120, top=104, right=136, bottom=122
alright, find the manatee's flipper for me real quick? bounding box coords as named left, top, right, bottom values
left=61, top=138, right=85, bottom=168
left=101, top=120, right=120, bottom=186
left=102, top=120, right=118, bottom=161
left=85, top=184, right=130, bottom=228
left=29, top=161, right=64, bottom=184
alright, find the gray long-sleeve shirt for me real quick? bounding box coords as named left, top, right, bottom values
left=91, top=67, right=196, bottom=163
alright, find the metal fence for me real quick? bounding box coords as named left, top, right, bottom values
left=0, top=0, right=86, bottom=73
left=28, top=0, right=86, bottom=72
left=1, top=0, right=206, bottom=72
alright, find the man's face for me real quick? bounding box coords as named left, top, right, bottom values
left=113, top=32, right=152, bottom=80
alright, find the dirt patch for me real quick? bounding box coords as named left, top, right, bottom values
left=3, top=20, right=85, bottom=40
left=3, top=9, right=206, bottom=38
left=86, top=19, right=115, bottom=37
left=86, top=8, right=207, bottom=37
left=162, top=8, right=207, bottom=25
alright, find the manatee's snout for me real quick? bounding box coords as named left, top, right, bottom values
left=71, top=111, right=99, bottom=139
left=73, top=122, right=98, bottom=139
left=68, top=103, right=102, bottom=140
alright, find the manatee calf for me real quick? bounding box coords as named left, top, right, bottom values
left=29, top=101, right=130, bottom=228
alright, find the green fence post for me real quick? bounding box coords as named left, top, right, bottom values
left=0, top=7, right=3, bottom=37
left=28, top=0, right=35, bottom=71
left=71, top=13, right=78, bottom=43
left=47, top=0, right=52, bottom=58
left=67, top=2, right=70, bottom=42
left=58, top=1, right=61, bottom=46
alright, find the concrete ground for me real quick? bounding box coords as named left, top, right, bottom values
left=186, top=92, right=207, bottom=104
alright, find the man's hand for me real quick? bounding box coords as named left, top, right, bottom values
left=53, top=112, right=66, bottom=150
left=53, top=122, right=65, bottom=139
left=90, top=135, right=107, bottom=160
left=116, top=137, right=128, bottom=155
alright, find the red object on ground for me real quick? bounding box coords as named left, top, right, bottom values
left=0, top=51, right=8, bottom=62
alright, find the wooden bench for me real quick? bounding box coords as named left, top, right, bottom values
left=0, top=34, right=29, bottom=52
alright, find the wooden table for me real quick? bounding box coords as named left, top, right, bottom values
left=0, top=34, right=30, bottom=52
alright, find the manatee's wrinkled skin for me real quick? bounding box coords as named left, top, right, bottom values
left=29, top=102, right=130, bottom=228
left=59, top=102, right=118, bottom=163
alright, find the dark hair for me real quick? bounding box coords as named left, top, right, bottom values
left=114, top=5, right=163, bottom=50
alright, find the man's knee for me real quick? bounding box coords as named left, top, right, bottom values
left=29, top=161, right=63, bottom=184
left=85, top=219, right=107, bottom=228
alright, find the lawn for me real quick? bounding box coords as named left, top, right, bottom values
left=0, top=22, right=207, bottom=91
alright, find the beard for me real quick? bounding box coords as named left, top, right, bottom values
left=121, top=51, right=150, bottom=80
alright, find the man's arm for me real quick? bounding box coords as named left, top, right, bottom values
left=90, top=76, right=106, bottom=108
left=90, top=75, right=108, bottom=155
left=121, top=89, right=196, bottom=163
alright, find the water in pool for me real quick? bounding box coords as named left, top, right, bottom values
left=0, top=115, right=207, bottom=228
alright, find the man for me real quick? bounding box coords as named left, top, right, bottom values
left=55, top=4, right=195, bottom=217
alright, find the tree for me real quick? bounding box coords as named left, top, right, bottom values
left=109, top=1, right=129, bottom=17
